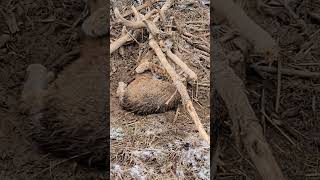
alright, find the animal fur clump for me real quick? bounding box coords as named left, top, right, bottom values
left=117, top=73, right=181, bottom=115
left=23, top=48, right=108, bottom=168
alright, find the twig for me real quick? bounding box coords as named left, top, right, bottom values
left=165, top=48, right=197, bottom=80
left=110, top=29, right=135, bottom=54
left=275, top=60, right=281, bottom=113
left=122, top=0, right=161, bottom=17
left=114, top=8, right=145, bottom=28
left=114, top=7, right=157, bottom=29
left=31, top=152, right=90, bottom=178
left=251, top=64, right=320, bottom=78
left=261, top=111, right=296, bottom=145
left=160, top=0, right=175, bottom=21
left=181, top=35, right=210, bottom=53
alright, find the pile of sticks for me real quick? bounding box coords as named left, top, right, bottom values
left=110, top=0, right=209, bottom=143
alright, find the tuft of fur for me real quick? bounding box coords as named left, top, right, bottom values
left=120, top=73, right=181, bottom=115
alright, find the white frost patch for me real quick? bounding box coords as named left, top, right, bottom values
left=176, top=136, right=210, bottom=180
left=131, top=149, right=164, bottom=161
left=111, top=164, right=123, bottom=174
left=129, top=165, right=146, bottom=180
left=110, top=127, right=124, bottom=140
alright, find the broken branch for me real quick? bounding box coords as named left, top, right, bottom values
left=149, top=36, right=209, bottom=143
left=165, top=48, right=198, bottom=80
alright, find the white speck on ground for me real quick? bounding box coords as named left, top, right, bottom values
left=129, top=165, right=146, bottom=180
left=131, top=149, right=164, bottom=161
left=110, top=127, right=124, bottom=140
left=175, top=136, right=210, bottom=180
left=111, top=164, right=123, bottom=174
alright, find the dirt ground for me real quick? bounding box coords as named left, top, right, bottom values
left=213, top=0, right=320, bottom=179
left=0, top=0, right=105, bottom=179
left=110, top=0, right=210, bottom=179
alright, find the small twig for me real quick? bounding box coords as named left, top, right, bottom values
left=160, top=0, right=175, bottom=21
left=110, top=29, right=137, bottom=54
left=261, top=111, right=296, bottom=145
left=181, top=35, right=210, bottom=53
left=114, top=8, right=145, bottom=28
left=275, top=60, right=281, bottom=113
left=31, top=152, right=90, bottom=178
left=114, top=7, right=158, bottom=29
left=173, top=105, right=180, bottom=123
left=165, top=48, right=197, bottom=80
left=165, top=89, right=178, bottom=105
left=122, top=0, right=161, bottom=17
left=251, top=64, right=320, bottom=78
left=260, top=88, right=266, bottom=134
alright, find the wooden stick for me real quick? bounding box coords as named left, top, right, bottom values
left=122, top=0, right=161, bottom=17
left=114, top=7, right=158, bottom=29
left=214, top=42, right=286, bottom=180
left=110, top=33, right=132, bottom=54
left=149, top=36, right=209, bottom=143
left=251, top=64, right=320, bottom=78
left=275, top=60, right=281, bottom=113
left=165, top=48, right=198, bottom=80
left=114, top=8, right=145, bottom=28
left=160, top=0, right=175, bottom=21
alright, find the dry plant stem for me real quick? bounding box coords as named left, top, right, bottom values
left=251, top=64, right=320, bottom=78
left=149, top=37, right=209, bottom=143
left=275, top=60, right=281, bottom=113
left=131, top=6, right=142, bottom=21
left=142, top=18, right=160, bottom=36
left=114, top=8, right=145, bottom=28
left=110, top=33, right=132, bottom=54
left=214, top=60, right=286, bottom=179
left=181, top=35, right=210, bottom=53
left=115, top=7, right=157, bottom=29
left=213, top=0, right=278, bottom=58
left=160, top=0, right=175, bottom=21
left=122, top=0, right=161, bottom=17
left=165, top=49, right=197, bottom=80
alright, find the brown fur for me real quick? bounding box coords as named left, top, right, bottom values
left=24, top=31, right=107, bottom=167
left=120, top=73, right=181, bottom=115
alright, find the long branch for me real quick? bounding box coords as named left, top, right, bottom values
left=149, top=37, right=209, bottom=143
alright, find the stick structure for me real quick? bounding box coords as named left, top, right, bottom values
left=149, top=37, right=209, bottom=143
